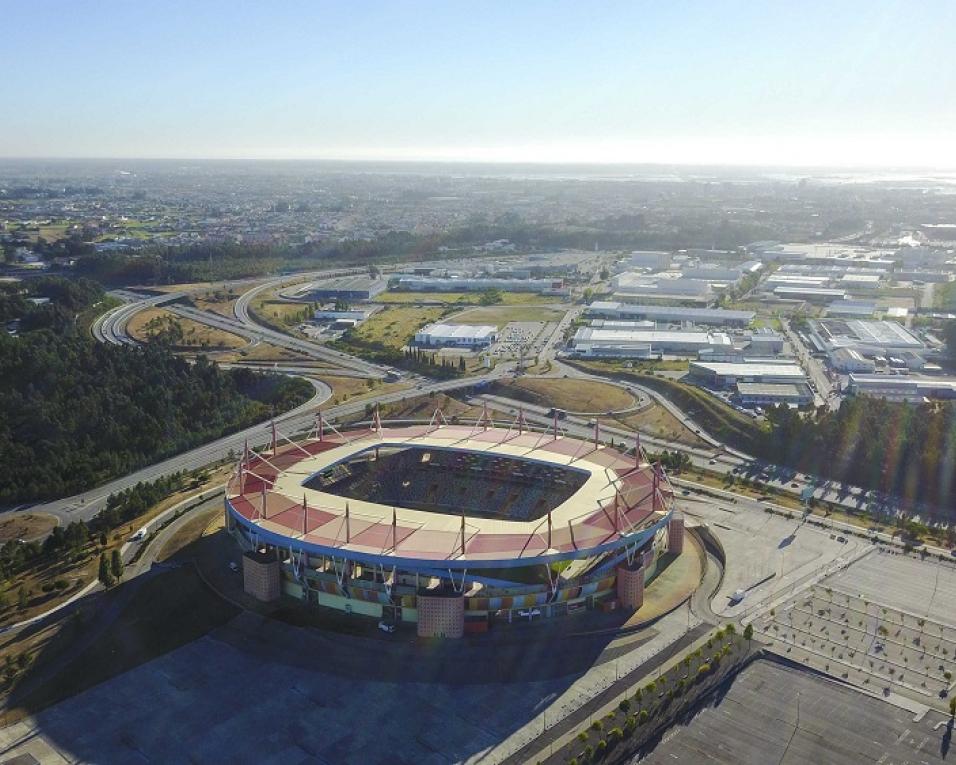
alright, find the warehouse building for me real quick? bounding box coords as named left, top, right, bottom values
left=825, top=300, right=877, bottom=318
left=688, top=361, right=808, bottom=388
left=734, top=382, right=813, bottom=407
left=393, top=276, right=569, bottom=295
left=807, top=319, right=924, bottom=356
left=414, top=323, right=498, bottom=348
left=294, top=275, right=388, bottom=301
left=828, top=347, right=876, bottom=373
left=847, top=374, right=956, bottom=402
left=571, top=327, right=732, bottom=358
left=773, top=286, right=848, bottom=303
left=612, top=272, right=713, bottom=301
left=585, top=302, right=755, bottom=327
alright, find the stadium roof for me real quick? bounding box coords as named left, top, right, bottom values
left=226, top=424, right=672, bottom=570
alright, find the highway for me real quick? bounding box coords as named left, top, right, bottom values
left=81, top=273, right=922, bottom=532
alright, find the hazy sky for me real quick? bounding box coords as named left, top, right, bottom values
left=3, top=0, right=956, bottom=167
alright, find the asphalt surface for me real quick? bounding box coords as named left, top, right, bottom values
left=641, top=658, right=954, bottom=765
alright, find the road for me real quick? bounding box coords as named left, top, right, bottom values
left=20, top=369, right=524, bottom=525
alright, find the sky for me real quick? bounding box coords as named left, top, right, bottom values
left=2, top=0, right=956, bottom=168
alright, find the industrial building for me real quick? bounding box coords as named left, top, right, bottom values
left=571, top=327, right=732, bottom=358
left=612, top=272, right=713, bottom=301
left=734, top=382, right=813, bottom=407
left=393, top=275, right=569, bottom=295
left=773, top=286, right=847, bottom=303
left=292, top=275, right=388, bottom=302
left=624, top=250, right=671, bottom=270
left=414, top=323, right=498, bottom=348
left=846, top=374, right=956, bottom=402
left=688, top=361, right=808, bottom=388
left=828, top=348, right=876, bottom=373
left=826, top=300, right=877, bottom=318
left=807, top=319, right=924, bottom=356
left=744, top=328, right=785, bottom=354
left=585, top=302, right=755, bottom=327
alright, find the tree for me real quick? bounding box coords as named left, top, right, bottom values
left=98, top=554, right=114, bottom=588
left=744, top=623, right=754, bottom=641
left=950, top=695, right=956, bottom=718
left=110, top=549, right=124, bottom=581
left=17, top=587, right=27, bottom=610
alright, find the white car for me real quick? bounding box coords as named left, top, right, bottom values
left=228, top=561, right=239, bottom=573
left=378, top=621, right=396, bottom=633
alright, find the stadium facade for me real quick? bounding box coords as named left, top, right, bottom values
left=225, top=412, right=683, bottom=637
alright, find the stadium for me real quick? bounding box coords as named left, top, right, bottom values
left=225, top=409, right=685, bottom=638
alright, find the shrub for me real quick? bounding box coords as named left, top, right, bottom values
left=610, top=727, right=623, bottom=739
left=41, top=582, right=55, bottom=593
left=53, top=579, right=68, bottom=590
left=639, top=709, right=649, bottom=723
left=697, top=662, right=712, bottom=677
left=619, top=698, right=631, bottom=713
left=596, top=739, right=607, bottom=754
left=591, top=720, right=603, bottom=732
left=578, top=731, right=588, bottom=743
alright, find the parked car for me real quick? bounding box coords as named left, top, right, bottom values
left=378, top=621, right=396, bottom=633
left=228, top=561, right=239, bottom=573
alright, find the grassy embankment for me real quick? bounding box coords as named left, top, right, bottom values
left=127, top=308, right=247, bottom=351
left=567, top=360, right=766, bottom=454
left=489, top=377, right=707, bottom=447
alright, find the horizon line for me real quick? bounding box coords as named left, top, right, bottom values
left=2, top=155, right=956, bottom=174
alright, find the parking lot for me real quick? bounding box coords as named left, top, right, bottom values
left=823, top=548, right=956, bottom=628
left=678, top=496, right=866, bottom=619
left=645, top=658, right=954, bottom=765
left=758, top=584, right=956, bottom=702
left=490, top=321, right=553, bottom=360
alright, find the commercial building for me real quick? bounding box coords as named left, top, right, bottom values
left=571, top=327, right=732, bottom=358
left=585, top=302, right=755, bottom=327
left=688, top=361, right=808, bottom=388
left=734, top=382, right=813, bottom=407
left=847, top=374, right=956, bottom=402
left=414, top=323, right=498, bottom=348
left=294, top=275, right=388, bottom=301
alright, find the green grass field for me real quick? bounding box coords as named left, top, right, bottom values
left=449, top=305, right=567, bottom=328
left=348, top=305, right=447, bottom=349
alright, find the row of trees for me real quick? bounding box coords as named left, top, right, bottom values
left=762, top=397, right=956, bottom=513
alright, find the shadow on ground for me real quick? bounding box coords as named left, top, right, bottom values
left=0, top=531, right=636, bottom=763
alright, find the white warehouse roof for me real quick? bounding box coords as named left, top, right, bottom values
left=416, top=323, right=497, bottom=340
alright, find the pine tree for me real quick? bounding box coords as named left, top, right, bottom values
left=98, top=553, right=114, bottom=588
left=110, top=549, right=124, bottom=581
